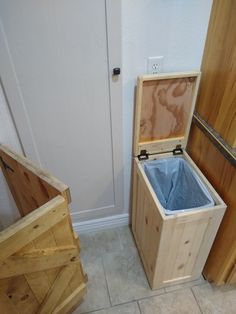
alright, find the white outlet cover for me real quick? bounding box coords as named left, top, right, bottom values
left=147, top=56, right=164, bottom=74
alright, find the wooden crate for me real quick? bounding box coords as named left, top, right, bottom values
left=131, top=72, right=226, bottom=289
left=0, top=145, right=87, bottom=314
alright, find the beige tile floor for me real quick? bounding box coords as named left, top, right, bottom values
left=73, top=226, right=236, bottom=314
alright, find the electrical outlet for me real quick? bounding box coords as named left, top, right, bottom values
left=147, top=56, right=164, bottom=74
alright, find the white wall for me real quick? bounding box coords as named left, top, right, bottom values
left=122, top=0, right=213, bottom=210
left=0, top=0, right=213, bottom=226
left=0, top=83, right=22, bottom=229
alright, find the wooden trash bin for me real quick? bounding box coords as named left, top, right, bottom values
left=131, top=72, right=226, bottom=290
left=0, top=145, right=87, bottom=313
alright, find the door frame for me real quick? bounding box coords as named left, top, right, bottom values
left=0, top=0, right=124, bottom=221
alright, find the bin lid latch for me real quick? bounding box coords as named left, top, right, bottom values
left=173, top=145, right=183, bottom=155
left=138, top=150, right=149, bottom=161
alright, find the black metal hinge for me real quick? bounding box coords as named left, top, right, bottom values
left=138, top=150, right=149, bottom=161
left=173, top=145, right=183, bottom=155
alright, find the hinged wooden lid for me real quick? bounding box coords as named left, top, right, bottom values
left=133, top=71, right=201, bottom=156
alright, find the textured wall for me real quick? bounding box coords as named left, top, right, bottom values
left=0, top=83, right=22, bottom=229
left=122, top=0, right=213, bottom=210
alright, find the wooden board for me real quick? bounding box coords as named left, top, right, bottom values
left=133, top=72, right=201, bottom=156
left=132, top=165, right=162, bottom=286
left=131, top=151, right=226, bottom=289
left=140, top=78, right=196, bottom=141
left=0, top=146, right=86, bottom=313
left=196, top=0, right=236, bottom=148
left=0, top=144, right=71, bottom=216
left=187, top=123, right=236, bottom=285
left=0, top=197, right=86, bottom=313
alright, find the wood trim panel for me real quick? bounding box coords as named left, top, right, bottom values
left=193, top=114, right=236, bottom=167
left=187, top=124, right=236, bottom=284
left=196, top=0, right=236, bottom=148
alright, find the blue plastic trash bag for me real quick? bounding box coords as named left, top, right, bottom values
left=143, top=157, right=214, bottom=215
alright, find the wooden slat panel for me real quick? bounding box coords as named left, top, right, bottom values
left=144, top=196, right=162, bottom=281
left=0, top=276, right=39, bottom=314
left=59, top=260, right=87, bottom=309
left=69, top=261, right=87, bottom=291
left=19, top=242, right=52, bottom=304
left=52, top=216, right=76, bottom=248
left=155, top=209, right=224, bottom=288
left=196, top=0, right=236, bottom=147
left=28, top=229, right=62, bottom=303
left=0, top=145, right=71, bottom=216
left=131, top=162, right=138, bottom=232
left=132, top=160, right=163, bottom=287
left=38, top=263, right=77, bottom=314
left=187, top=124, right=236, bottom=284
left=0, top=246, right=78, bottom=279
left=163, top=222, right=185, bottom=281
left=0, top=196, right=67, bottom=262
left=0, top=293, right=19, bottom=314
left=184, top=219, right=209, bottom=275
left=33, top=229, right=61, bottom=287
left=134, top=174, right=144, bottom=246
left=25, top=271, right=51, bottom=304
left=0, top=145, right=86, bottom=312
left=34, top=222, right=74, bottom=308
left=140, top=190, right=149, bottom=256
left=193, top=209, right=225, bottom=277
left=52, top=283, right=86, bottom=314
left=50, top=216, right=78, bottom=297
left=175, top=222, right=203, bottom=278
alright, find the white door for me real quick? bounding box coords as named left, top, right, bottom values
left=0, top=0, right=123, bottom=223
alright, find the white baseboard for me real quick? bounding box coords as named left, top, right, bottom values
left=73, top=213, right=129, bottom=234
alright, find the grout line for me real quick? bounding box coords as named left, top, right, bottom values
left=101, top=255, right=112, bottom=307
left=82, top=301, right=142, bottom=314
left=190, top=287, right=204, bottom=314
left=164, top=278, right=208, bottom=293
left=110, top=289, right=166, bottom=308
left=137, top=289, right=167, bottom=302
left=137, top=300, right=142, bottom=314
left=116, top=226, right=124, bottom=251
left=81, top=305, right=111, bottom=314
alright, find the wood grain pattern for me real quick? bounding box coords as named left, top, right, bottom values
left=132, top=71, right=225, bottom=289
left=0, top=292, right=19, bottom=314
left=0, top=246, right=78, bottom=279
left=187, top=123, right=236, bottom=284
left=38, top=263, right=77, bottom=314
left=0, top=275, right=39, bottom=314
left=0, top=196, right=67, bottom=262
left=196, top=0, right=236, bottom=147
left=132, top=163, right=163, bottom=287
left=140, top=77, right=196, bottom=142
left=133, top=72, right=201, bottom=156
left=0, top=146, right=86, bottom=313
left=131, top=152, right=225, bottom=289
left=0, top=144, right=71, bottom=216
left=52, top=283, right=86, bottom=314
